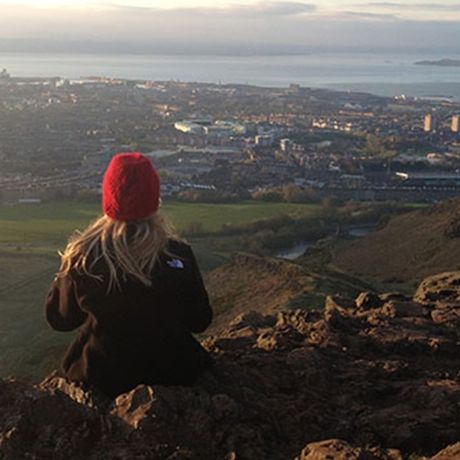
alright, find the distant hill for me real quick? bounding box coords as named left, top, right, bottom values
left=332, top=198, right=460, bottom=284
left=415, top=58, right=460, bottom=67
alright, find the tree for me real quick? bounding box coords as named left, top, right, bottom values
left=365, top=134, right=398, bottom=174
left=283, top=184, right=303, bottom=203
left=365, top=134, right=385, bottom=157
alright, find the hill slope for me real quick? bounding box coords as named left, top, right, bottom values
left=1, top=272, right=459, bottom=459
left=204, top=252, right=377, bottom=332
left=332, top=198, right=460, bottom=284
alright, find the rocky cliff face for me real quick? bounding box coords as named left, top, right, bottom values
left=1, top=272, right=459, bottom=460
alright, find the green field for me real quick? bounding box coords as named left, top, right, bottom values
left=163, top=201, right=318, bottom=232
left=0, top=199, right=320, bottom=379
left=0, top=200, right=318, bottom=248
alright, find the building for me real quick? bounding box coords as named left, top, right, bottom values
left=203, top=125, right=234, bottom=137
left=424, top=113, right=434, bottom=132
left=214, top=120, right=246, bottom=135
left=203, top=121, right=246, bottom=137
left=255, top=135, right=274, bottom=147
left=280, top=138, right=292, bottom=152
left=175, top=118, right=245, bottom=136
left=395, top=171, right=460, bottom=187
left=174, top=117, right=213, bottom=134
left=339, top=174, right=366, bottom=188
left=174, top=121, right=205, bottom=134
left=452, top=115, right=459, bottom=133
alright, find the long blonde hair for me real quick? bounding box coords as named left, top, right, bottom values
left=58, top=212, right=177, bottom=291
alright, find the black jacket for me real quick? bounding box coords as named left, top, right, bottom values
left=45, top=239, right=212, bottom=398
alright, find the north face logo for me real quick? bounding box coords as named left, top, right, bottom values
left=167, top=259, right=184, bottom=269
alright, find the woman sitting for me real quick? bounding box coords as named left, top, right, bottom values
left=45, top=152, right=213, bottom=398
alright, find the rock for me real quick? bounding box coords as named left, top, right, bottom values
left=380, top=300, right=428, bottom=318
left=276, top=309, right=313, bottom=332
left=1, top=272, right=460, bottom=459
left=356, top=292, right=383, bottom=310
left=431, top=304, right=460, bottom=325
left=0, top=378, right=110, bottom=460
left=379, top=293, right=410, bottom=303
left=294, top=439, right=403, bottom=460
left=40, top=372, right=110, bottom=410
left=325, top=295, right=355, bottom=314
left=229, top=311, right=276, bottom=329
left=414, top=272, right=460, bottom=303
left=256, top=327, right=304, bottom=351
left=112, top=385, right=178, bottom=430
left=431, top=442, right=460, bottom=459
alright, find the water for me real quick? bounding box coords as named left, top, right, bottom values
left=277, top=242, right=313, bottom=261
left=1, top=52, right=460, bottom=100
left=277, top=224, right=376, bottom=260
left=347, top=226, right=375, bottom=238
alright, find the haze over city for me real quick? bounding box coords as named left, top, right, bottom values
left=1, top=0, right=460, bottom=53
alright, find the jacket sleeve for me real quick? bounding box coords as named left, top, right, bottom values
left=45, top=273, right=88, bottom=332
left=183, top=246, right=213, bottom=333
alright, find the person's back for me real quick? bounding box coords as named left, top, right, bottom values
left=45, top=153, right=212, bottom=398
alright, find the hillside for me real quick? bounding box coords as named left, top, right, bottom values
left=1, top=271, right=459, bottom=459
left=204, top=252, right=378, bottom=332
left=330, top=198, right=460, bottom=284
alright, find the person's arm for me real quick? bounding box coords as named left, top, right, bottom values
left=183, top=246, right=213, bottom=333
left=45, top=273, right=87, bottom=332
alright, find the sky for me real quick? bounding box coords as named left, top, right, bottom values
left=1, top=1, right=460, bottom=54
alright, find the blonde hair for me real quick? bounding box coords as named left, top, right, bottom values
left=58, top=212, right=177, bottom=292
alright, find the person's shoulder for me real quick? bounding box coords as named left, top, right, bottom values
left=166, top=238, right=193, bottom=258
left=161, top=239, right=197, bottom=272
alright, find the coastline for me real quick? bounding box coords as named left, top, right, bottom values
left=1, top=52, right=460, bottom=101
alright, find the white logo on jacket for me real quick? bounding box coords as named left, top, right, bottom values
left=166, top=258, right=184, bottom=269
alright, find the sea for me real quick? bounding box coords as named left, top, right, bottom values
left=1, top=51, right=460, bottom=101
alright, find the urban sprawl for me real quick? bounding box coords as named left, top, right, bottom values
left=1, top=68, right=460, bottom=204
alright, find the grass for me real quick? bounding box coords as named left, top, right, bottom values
left=0, top=198, right=320, bottom=379
left=0, top=200, right=318, bottom=248
left=163, top=201, right=319, bottom=232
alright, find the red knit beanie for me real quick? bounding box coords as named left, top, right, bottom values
left=102, top=152, right=160, bottom=221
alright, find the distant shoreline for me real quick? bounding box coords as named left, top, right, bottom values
left=415, top=59, right=460, bottom=68
left=2, top=52, right=460, bottom=101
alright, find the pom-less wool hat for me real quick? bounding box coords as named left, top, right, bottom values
left=102, top=152, right=160, bottom=221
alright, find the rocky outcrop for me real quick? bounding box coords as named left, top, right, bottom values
left=414, top=272, right=460, bottom=327
left=1, top=272, right=460, bottom=460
